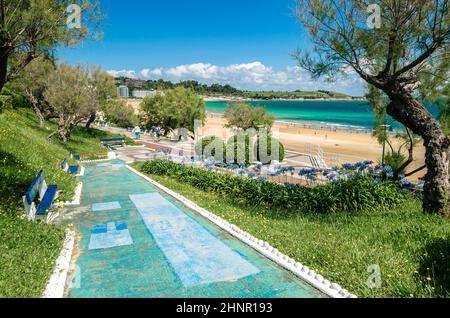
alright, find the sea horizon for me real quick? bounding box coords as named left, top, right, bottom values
left=205, top=100, right=441, bottom=132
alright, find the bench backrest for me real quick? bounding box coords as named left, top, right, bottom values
left=100, top=138, right=125, bottom=142
left=25, top=170, right=47, bottom=205
left=23, top=170, right=49, bottom=219
left=60, top=158, right=68, bottom=170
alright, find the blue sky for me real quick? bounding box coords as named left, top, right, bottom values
left=58, top=0, right=365, bottom=96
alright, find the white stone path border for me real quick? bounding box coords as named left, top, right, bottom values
left=44, top=158, right=118, bottom=297
left=126, top=165, right=357, bottom=298
left=42, top=229, right=76, bottom=298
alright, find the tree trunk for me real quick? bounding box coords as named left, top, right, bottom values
left=48, top=115, right=71, bottom=143
left=27, top=94, right=45, bottom=127
left=34, top=105, right=45, bottom=127
left=0, top=47, right=9, bottom=93
left=387, top=95, right=449, bottom=216
left=85, top=112, right=96, bottom=128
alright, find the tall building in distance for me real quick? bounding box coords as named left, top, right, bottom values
left=118, top=85, right=129, bottom=98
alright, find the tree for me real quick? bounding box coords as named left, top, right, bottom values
left=103, top=99, right=136, bottom=128
left=140, top=87, right=206, bottom=134
left=224, top=103, right=274, bottom=131
left=85, top=66, right=117, bottom=128
left=367, top=84, right=421, bottom=179
left=295, top=0, right=449, bottom=215
left=11, top=56, right=56, bottom=126
left=44, top=64, right=96, bottom=142
left=0, top=0, right=101, bottom=93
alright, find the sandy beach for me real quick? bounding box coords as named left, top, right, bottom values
left=201, top=114, right=426, bottom=181
left=125, top=98, right=426, bottom=181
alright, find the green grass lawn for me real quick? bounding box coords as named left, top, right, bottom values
left=137, top=169, right=450, bottom=298
left=0, top=107, right=123, bottom=297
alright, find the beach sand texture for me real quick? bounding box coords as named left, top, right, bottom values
left=126, top=98, right=426, bottom=181
left=201, top=115, right=426, bottom=181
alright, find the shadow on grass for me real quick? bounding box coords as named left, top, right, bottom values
left=0, top=149, right=32, bottom=215
left=419, top=236, right=450, bottom=297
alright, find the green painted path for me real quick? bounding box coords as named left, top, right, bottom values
left=65, top=160, right=325, bottom=298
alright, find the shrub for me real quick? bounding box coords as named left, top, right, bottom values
left=255, top=134, right=285, bottom=163
left=139, top=160, right=406, bottom=214
left=384, top=151, right=407, bottom=174
left=195, top=136, right=226, bottom=161
left=140, top=87, right=206, bottom=134
left=224, top=102, right=274, bottom=130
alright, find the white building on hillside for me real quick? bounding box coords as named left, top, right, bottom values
left=132, top=90, right=156, bottom=99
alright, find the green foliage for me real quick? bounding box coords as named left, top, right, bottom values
left=140, top=87, right=206, bottom=134
left=255, top=133, right=285, bottom=163
left=0, top=108, right=117, bottom=215
left=91, top=66, right=118, bottom=106
left=0, top=0, right=102, bottom=91
left=103, top=99, right=137, bottom=128
left=224, top=103, right=274, bottom=130
left=124, top=78, right=354, bottom=98
left=437, top=100, right=450, bottom=136
left=144, top=172, right=450, bottom=298
left=138, top=160, right=406, bottom=214
left=384, top=151, right=408, bottom=175
left=44, top=64, right=98, bottom=141
left=0, top=215, right=65, bottom=297
left=0, top=107, right=124, bottom=297
left=195, top=136, right=225, bottom=161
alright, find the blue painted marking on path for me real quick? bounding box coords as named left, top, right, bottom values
left=88, top=220, right=133, bottom=250
left=129, top=193, right=260, bottom=287
left=92, top=201, right=121, bottom=212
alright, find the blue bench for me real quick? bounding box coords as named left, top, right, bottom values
left=60, top=158, right=80, bottom=175
left=100, top=138, right=125, bottom=150
left=100, top=138, right=125, bottom=145
left=23, top=170, right=58, bottom=220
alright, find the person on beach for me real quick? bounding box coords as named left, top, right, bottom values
left=132, top=126, right=141, bottom=140
left=151, top=126, right=161, bottom=142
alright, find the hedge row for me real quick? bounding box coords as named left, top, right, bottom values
left=139, top=160, right=407, bottom=214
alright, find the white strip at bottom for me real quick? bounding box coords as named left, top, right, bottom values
left=42, top=230, right=76, bottom=298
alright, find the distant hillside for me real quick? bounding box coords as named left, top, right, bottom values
left=115, top=77, right=361, bottom=100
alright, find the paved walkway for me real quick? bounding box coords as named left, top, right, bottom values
left=62, top=160, right=325, bottom=298
left=97, top=125, right=319, bottom=169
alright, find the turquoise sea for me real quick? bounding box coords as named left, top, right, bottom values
left=205, top=100, right=441, bottom=131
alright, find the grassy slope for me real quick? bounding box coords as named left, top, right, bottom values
left=0, top=108, right=119, bottom=297
left=138, top=169, right=450, bottom=298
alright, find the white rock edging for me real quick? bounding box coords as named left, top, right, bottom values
left=42, top=229, right=76, bottom=298
left=79, top=158, right=110, bottom=163
left=126, top=165, right=357, bottom=299
left=65, top=182, right=83, bottom=206
left=75, top=166, right=85, bottom=177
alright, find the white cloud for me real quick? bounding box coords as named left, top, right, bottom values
left=107, top=69, right=136, bottom=78
left=108, top=61, right=366, bottom=96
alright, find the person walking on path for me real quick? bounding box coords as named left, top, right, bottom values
left=132, top=126, right=141, bottom=140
